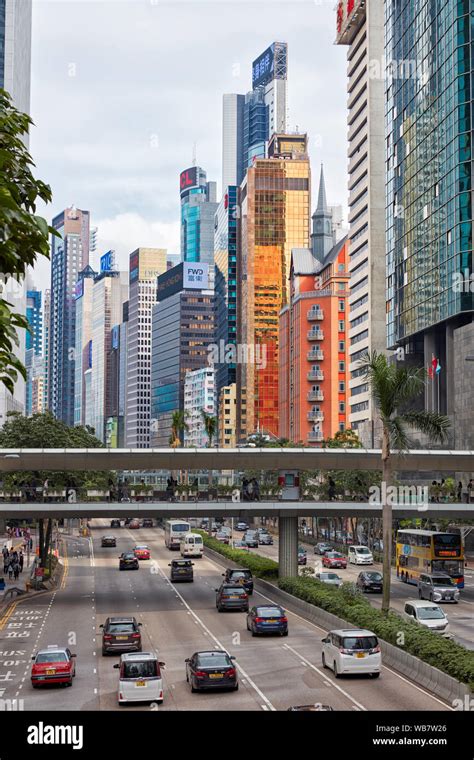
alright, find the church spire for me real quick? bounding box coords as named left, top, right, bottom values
left=311, top=163, right=334, bottom=263
left=315, top=163, right=329, bottom=215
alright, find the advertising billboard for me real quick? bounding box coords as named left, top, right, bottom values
left=252, top=44, right=274, bottom=88
left=180, top=167, right=199, bottom=195
left=183, top=261, right=209, bottom=290
left=100, top=250, right=115, bottom=273
left=129, top=251, right=139, bottom=283
left=336, top=0, right=364, bottom=44
left=157, top=263, right=184, bottom=301
left=74, top=279, right=84, bottom=300
left=111, top=324, right=120, bottom=350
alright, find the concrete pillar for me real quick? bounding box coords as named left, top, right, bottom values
left=278, top=516, right=298, bottom=578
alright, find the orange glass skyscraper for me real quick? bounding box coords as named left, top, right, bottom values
left=237, top=134, right=310, bottom=439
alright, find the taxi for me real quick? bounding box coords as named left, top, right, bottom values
left=133, top=545, right=151, bottom=560
left=31, top=645, right=76, bottom=688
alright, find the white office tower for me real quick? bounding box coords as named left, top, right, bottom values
left=336, top=1, right=386, bottom=446
left=222, top=93, right=245, bottom=190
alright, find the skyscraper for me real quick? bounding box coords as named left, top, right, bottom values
left=74, top=266, right=96, bottom=427
left=385, top=0, right=474, bottom=447
left=222, top=93, right=245, bottom=189
left=250, top=41, right=288, bottom=146
left=126, top=248, right=167, bottom=448
left=25, top=286, right=42, bottom=416
left=214, top=185, right=239, bottom=396
left=49, top=207, right=91, bottom=427
left=238, top=133, right=310, bottom=439
left=180, top=166, right=218, bottom=265
left=336, top=0, right=386, bottom=445
left=0, top=0, right=32, bottom=117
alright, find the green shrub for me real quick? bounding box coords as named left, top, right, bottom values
left=196, top=530, right=278, bottom=579
left=278, top=576, right=474, bottom=690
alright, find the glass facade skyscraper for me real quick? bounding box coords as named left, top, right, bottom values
left=180, top=166, right=218, bottom=265
left=385, top=0, right=474, bottom=423
left=214, top=185, right=239, bottom=395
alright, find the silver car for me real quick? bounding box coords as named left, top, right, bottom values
left=316, top=572, right=343, bottom=588
left=418, top=573, right=460, bottom=603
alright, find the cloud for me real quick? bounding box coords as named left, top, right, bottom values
left=93, top=212, right=180, bottom=271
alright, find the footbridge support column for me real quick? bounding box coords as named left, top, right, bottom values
left=278, top=516, right=298, bottom=578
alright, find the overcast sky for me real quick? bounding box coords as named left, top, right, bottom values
left=30, top=0, right=348, bottom=288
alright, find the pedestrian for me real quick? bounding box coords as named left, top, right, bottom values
left=469, top=479, right=474, bottom=505
left=242, top=478, right=249, bottom=501
left=252, top=478, right=260, bottom=502
left=19, top=551, right=24, bottom=572
left=29, top=537, right=33, bottom=551
left=13, top=562, right=19, bottom=582
left=3, top=557, right=9, bottom=576
left=328, top=477, right=336, bottom=501
left=8, top=564, right=13, bottom=581
left=457, top=481, right=463, bottom=502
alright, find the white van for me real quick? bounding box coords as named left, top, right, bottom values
left=114, top=652, right=165, bottom=705
left=180, top=532, right=204, bottom=558
left=321, top=629, right=381, bottom=678
left=348, top=545, right=373, bottom=565
left=403, top=600, right=450, bottom=635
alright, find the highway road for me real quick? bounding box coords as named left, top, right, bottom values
left=0, top=520, right=455, bottom=712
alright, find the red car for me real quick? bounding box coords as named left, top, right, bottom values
left=133, top=545, right=151, bottom=560
left=322, top=551, right=347, bottom=569
left=31, top=646, right=76, bottom=688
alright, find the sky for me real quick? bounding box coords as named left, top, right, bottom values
left=30, top=0, right=348, bottom=289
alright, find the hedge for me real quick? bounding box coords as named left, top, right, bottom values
left=279, top=576, right=474, bottom=690
left=197, top=530, right=278, bottom=579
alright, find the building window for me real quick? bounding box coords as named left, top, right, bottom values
left=339, top=361, right=345, bottom=371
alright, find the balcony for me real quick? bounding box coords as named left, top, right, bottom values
left=307, top=369, right=324, bottom=381
left=307, top=309, right=324, bottom=321
left=307, top=349, right=324, bottom=361
left=307, top=328, right=324, bottom=341
left=307, top=390, right=324, bottom=402
left=308, top=430, right=324, bottom=442
left=307, top=410, right=324, bottom=422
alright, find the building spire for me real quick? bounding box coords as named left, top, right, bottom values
left=315, top=163, right=328, bottom=215
left=311, top=163, right=333, bottom=263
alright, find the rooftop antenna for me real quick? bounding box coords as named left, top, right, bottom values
left=192, top=141, right=197, bottom=167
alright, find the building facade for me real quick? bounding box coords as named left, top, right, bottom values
left=0, top=0, right=32, bottom=118
left=237, top=133, right=310, bottom=438
left=214, top=185, right=239, bottom=397
left=183, top=366, right=217, bottom=448
left=25, top=286, right=42, bottom=416
left=180, top=166, right=218, bottom=266
left=222, top=93, right=245, bottom=190
left=73, top=267, right=95, bottom=427
left=217, top=383, right=237, bottom=447
left=125, top=248, right=167, bottom=448
left=336, top=0, right=386, bottom=445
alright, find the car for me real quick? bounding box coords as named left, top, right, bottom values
left=124, top=517, right=132, bottom=526
left=298, top=547, right=307, bottom=565
left=418, top=572, right=460, bottom=603
left=129, top=518, right=140, bottom=529
left=101, top=616, right=142, bottom=655
left=169, top=558, right=194, bottom=582
left=287, top=703, right=334, bottom=711
left=243, top=531, right=258, bottom=548
left=236, top=521, right=249, bottom=532
left=222, top=568, right=253, bottom=594
left=322, top=551, right=347, bottom=569
left=133, top=545, right=150, bottom=560
left=403, top=600, right=450, bottom=635
left=247, top=605, right=288, bottom=636
left=219, top=526, right=232, bottom=537
left=322, top=628, right=381, bottom=678
left=357, top=571, right=383, bottom=593
left=348, top=545, right=373, bottom=565
left=119, top=552, right=139, bottom=570
left=185, top=650, right=238, bottom=692
left=31, top=645, right=76, bottom=688
left=142, top=518, right=154, bottom=528
left=314, top=542, right=332, bottom=555
left=215, top=584, right=249, bottom=612
left=258, top=532, right=273, bottom=545
left=114, top=652, right=165, bottom=705
left=101, top=535, right=117, bottom=548
left=110, top=519, right=121, bottom=529
left=215, top=532, right=230, bottom=544
left=316, top=572, right=343, bottom=588
left=233, top=539, right=247, bottom=548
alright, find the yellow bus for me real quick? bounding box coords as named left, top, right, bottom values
left=396, top=529, right=464, bottom=588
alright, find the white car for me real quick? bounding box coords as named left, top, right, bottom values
left=114, top=652, right=165, bottom=704
left=316, top=572, right=343, bottom=588
left=348, top=545, right=373, bottom=565
left=321, top=629, right=381, bottom=678
left=403, top=600, right=450, bottom=635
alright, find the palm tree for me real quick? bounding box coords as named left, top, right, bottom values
left=169, top=410, right=188, bottom=491
left=201, top=410, right=218, bottom=535
left=359, top=351, right=450, bottom=613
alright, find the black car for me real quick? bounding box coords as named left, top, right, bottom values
left=185, top=650, right=238, bottom=692
left=215, top=584, right=249, bottom=612
left=247, top=605, right=288, bottom=636
left=101, top=535, right=117, bottom=547
left=100, top=616, right=142, bottom=655
left=258, top=533, right=273, bottom=545
left=222, top=568, right=253, bottom=594
left=142, top=518, right=153, bottom=528
left=110, top=519, right=121, bottom=529
left=298, top=548, right=307, bottom=566
left=119, top=552, right=139, bottom=570
left=243, top=531, right=258, bottom=548
left=356, top=571, right=383, bottom=593
left=169, top=559, right=194, bottom=582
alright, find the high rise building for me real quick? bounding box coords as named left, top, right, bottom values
left=279, top=235, right=350, bottom=445
left=151, top=262, right=215, bottom=446
left=180, top=166, right=218, bottom=265
left=336, top=0, right=386, bottom=446
left=385, top=0, right=474, bottom=448
left=218, top=383, right=237, bottom=448
left=126, top=248, right=167, bottom=448
left=74, top=266, right=96, bottom=427
left=214, top=185, right=239, bottom=397
left=183, top=366, right=217, bottom=448
left=25, top=286, right=42, bottom=416
left=250, top=41, right=288, bottom=148
left=43, top=289, right=51, bottom=413
left=237, top=133, right=310, bottom=439
left=49, top=207, right=91, bottom=427
left=222, top=94, right=245, bottom=189
left=0, top=0, right=32, bottom=117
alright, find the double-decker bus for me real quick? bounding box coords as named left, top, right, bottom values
left=396, top=529, right=464, bottom=588
left=164, top=520, right=191, bottom=550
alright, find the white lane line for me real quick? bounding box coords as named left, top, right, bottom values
left=283, top=643, right=367, bottom=711
left=202, top=552, right=452, bottom=710
left=89, top=536, right=95, bottom=568
left=152, top=556, right=276, bottom=712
